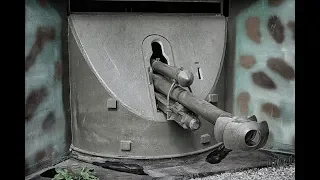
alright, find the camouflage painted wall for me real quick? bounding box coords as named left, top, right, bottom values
left=25, top=0, right=70, bottom=176
left=227, top=0, right=295, bottom=153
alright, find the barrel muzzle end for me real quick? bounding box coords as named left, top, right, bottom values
left=214, top=115, right=269, bottom=151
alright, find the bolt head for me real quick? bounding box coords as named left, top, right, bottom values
left=189, top=119, right=200, bottom=130
left=200, top=134, right=211, bottom=144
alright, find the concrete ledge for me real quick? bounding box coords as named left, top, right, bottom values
left=26, top=149, right=294, bottom=180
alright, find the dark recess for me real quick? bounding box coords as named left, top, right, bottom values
left=222, top=0, right=229, bottom=17
left=69, top=0, right=224, bottom=13
left=40, top=168, right=57, bottom=178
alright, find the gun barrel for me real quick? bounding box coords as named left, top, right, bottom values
left=151, top=60, right=194, bottom=87
left=152, top=73, right=269, bottom=151
left=152, top=74, right=231, bottom=124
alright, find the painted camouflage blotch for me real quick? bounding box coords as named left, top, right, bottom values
left=245, top=16, right=261, bottom=44
left=267, top=58, right=295, bottom=80
left=42, top=111, right=56, bottom=131
left=25, top=87, right=48, bottom=122
left=25, top=26, right=56, bottom=72
left=252, top=71, right=277, bottom=89
left=237, top=92, right=250, bottom=116
left=287, top=21, right=295, bottom=40
left=54, top=60, right=62, bottom=81
left=268, top=15, right=285, bottom=44
left=240, top=55, right=256, bottom=69
left=268, top=0, right=284, bottom=7
left=34, top=144, right=54, bottom=169
left=261, top=102, right=281, bottom=118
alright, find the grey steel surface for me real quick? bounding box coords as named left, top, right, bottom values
left=69, top=13, right=227, bottom=158
left=69, top=31, right=221, bottom=158
left=69, top=14, right=226, bottom=121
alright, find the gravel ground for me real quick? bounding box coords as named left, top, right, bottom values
left=191, top=163, right=295, bottom=180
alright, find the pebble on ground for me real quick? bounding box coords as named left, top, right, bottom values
left=191, top=163, right=295, bottom=180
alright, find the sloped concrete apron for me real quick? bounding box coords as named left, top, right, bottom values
left=26, top=148, right=294, bottom=180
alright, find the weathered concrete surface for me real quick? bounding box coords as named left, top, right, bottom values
left=27, top=149, right=294, bottom=180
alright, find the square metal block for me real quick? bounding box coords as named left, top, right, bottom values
left=120, top=140, right=132, bottom=151
left=107, top=98, right=117, bottom=109
left=207, top=94, right=218, bottom=103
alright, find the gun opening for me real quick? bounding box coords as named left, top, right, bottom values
left=245, top=130, right=261, bottom=147
left=150, top=41, right=168, bottom=64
